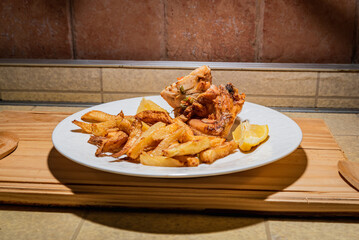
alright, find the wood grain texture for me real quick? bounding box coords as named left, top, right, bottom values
left=0, top=110, right=358, bottom=215
left=0, top=131, right=19, bottom=159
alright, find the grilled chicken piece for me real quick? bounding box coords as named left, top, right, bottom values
left=187, top=83, right=245, bottom=137
left=160, top=65, right=212, bottom=110
left=161, top=66, right=245, bottom=138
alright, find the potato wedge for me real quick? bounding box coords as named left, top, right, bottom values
left=81, top=110, right=116, bottom=122
left=207, top=136, right=226, bottom=147
left=152, top=123, right=179, bottom=141
left=174, top=155, right=200, bottom=167
left=88, top=135, right=107, bottom=146
left=199, top=141, right=237, bottom=164
left=72, top=120, right=92, bottom=133
left=96, top=131, right=128, bottom=156
left=92, top=120, right=118, bottom=136
left=173, top=118, right=195, bottom=142
left=127, top=122, right=166, bottom=159
left=136, top=97, right=167, bottom=114
left=163, top=137, right=211, bottom=157
left=112, top=119, right=143, bottom=158
left=135, top=110, right=173, bottom=125
left=151, top=127, right=185, bottom=156
left=116, top=118, right=132, bottom=134
left=140, top=152, right=184, bottom=167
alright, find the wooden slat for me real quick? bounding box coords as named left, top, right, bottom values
left=0, top=110, right=358, bottom=214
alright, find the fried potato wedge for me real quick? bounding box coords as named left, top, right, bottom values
left=174, top=155, right=200, bottom=167
left=136, top=97, right=167, bottom=114
left=135, top=110, right=173, bottom=125
left=207, top=136, right=226, bottom=147
left=88, top=135, right=107, bottom=146
left=72, top=120, right=92, bottom=133
left=151, top=127, right=185, bottom=156
left=112, top=119, right=142, bottom=158
left=115, top=118, right=132, bottom=135
left=95, top=131, right=128, bottom=156
left=199, top=141, right=237, bottom=164
left=152, top=123, right=180, bottom=141
left=92, top=120, right=118, bottom=136
left=81, top=110, right=116, bottom=122
left=173, top=118, right=195, bottom=142
left=163, top=137, right=211, bottom=157
left=140, top=152, right=184, bottom=167
left=127, top=122, right=166, bottom=159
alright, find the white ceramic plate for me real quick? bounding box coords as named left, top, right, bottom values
left=52, top=96, right=302, bottom=178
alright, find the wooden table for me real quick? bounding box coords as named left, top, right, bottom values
left=0, top=111, right=358, bottom=215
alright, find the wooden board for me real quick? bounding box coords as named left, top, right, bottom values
left=0, top=110, right=358, bottom=215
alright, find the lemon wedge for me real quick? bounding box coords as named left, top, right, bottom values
left=136, top=98, right=167, bottom=114
left=232, top=120, right=269, bottom=151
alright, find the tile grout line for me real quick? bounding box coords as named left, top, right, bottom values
left=71, top=210, right=88, bottom=240
left=163, top=0, right=168, bottom=60
left=351, top=0, right=358, bottom=63
left=100, top=68, right=104, bottom=103
left=69, top=0, right=77, bottom=59
left=314, top=72, right=320, bottom=107
left=254, top=0, right=264, bottom=62
left=264, top=218, right=272, bottom=240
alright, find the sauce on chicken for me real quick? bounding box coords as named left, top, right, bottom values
left=161, top=66, right=245, bottom=138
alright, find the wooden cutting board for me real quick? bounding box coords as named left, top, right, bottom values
left=0, top=110, right=358, bottom=215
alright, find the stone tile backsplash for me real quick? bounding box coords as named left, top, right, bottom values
left=0, top=65, right=357, bottom=109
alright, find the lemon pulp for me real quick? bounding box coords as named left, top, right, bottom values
left=232, top=120, right=269, bottom=151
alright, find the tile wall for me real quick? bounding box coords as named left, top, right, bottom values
left=0, top=0, right=358, bottom=63
left=0, top=64, right=358, bottom=109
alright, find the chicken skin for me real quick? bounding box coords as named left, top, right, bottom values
left=161, top=66, right=245, bottom=138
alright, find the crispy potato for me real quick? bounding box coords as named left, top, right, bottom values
left=88, top=135, right=107, bottom=146
left=207, top=136, right=226, bottom=147
left=91, top=120, right=118, bottom=136
left=152, top=123, right=180, bottom=141
left=112, top=119, right=143, bottom=158
left=116, top=118, right=132, bottom=134
left=96, top=131, right=128, bottom=156
left=81, top=110, right=116, bottom=122
left=151, top=127, right=185, bottom=156
left=174, top=155, right=200, bottom=167
left=135, top=110, right=173, bottom=125
left=163, top=137, right=211, bottom=157
left=140, top=152, right=184, bottom=167
left=173, top=118, right=195, bottom=142
left=125, top=116, right=150, bottom=131
left=199, top=141, right=237, bottom=164
left=136, top=97, right=167, bottom=114
left=72, top=120, right=92, bottom=133
left=127, top=122, right=166, bottom=159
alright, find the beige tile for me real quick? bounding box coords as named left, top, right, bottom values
left=282, top=112, right=359, bottom=136
left=269, top=219, right=359, bottom=240
left=77, top=210, right=267, bottom=240
left=102, top=68, right=189, bottom=92
left=0, top=206, right=84, bottom=240
left=335, top=136, right=359, bottom=163
left=246, top=96, right=316, bottom=108
left=103, top=92, right=158, bottom=102
left=0, top=67, right=101, bottom=91
left=319, top=72, right=359, bottom=97
left=0, top=105, right=35, bottom=111
left=317, top=98, right=359, bottom=109
left=1, top=91, right=102, bottom=103
left=212, top=71, right=317, bottom=96
left=32, top=106, right=88, bottom=113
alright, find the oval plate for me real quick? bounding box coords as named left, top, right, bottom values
left=52, top=96, right=302, bottom=178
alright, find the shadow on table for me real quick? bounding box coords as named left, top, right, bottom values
left=46, top=147, right=308, bottom=233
